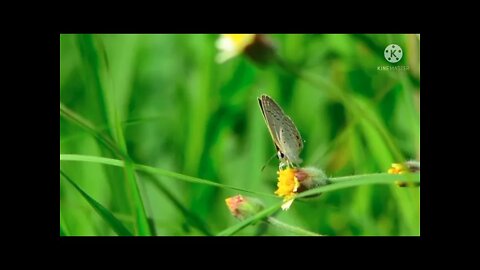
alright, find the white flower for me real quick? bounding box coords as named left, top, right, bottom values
left=215, top=34, right=256, bottom=63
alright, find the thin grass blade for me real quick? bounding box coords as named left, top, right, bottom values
left=60, top=171, right=133, bottom=236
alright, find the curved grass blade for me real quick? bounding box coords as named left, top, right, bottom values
left=266, top=217, right=322, bottom=236
left=60, top=103, right=121, bottom=157
left=61, top=102, right=151, bottom=235
left=60, top=115, right=170, bottom=144
left=60, top=171, right=133, bottom=236
left=274, top=55, right=406, bottom=162
left=60, top=154, right=277, bottom=198
left=142, top=172, right=212, bottom=235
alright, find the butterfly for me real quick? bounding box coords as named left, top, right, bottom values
left=258, top=94, right=304, bottom=169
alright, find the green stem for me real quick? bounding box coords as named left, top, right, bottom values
left=298, top=172, right=419, bottom=199
left=60, top=154, right=277, bottom=198
left=61, top=154, right=419, bottom=197
left=267, top=217, right=322, bottom=236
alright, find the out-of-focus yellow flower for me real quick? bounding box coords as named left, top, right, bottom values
left=275, top=167, right=328, bottom=210
left=225, top=195, right=264, bottom=220
left=388, top=163, right=408, bottom=174
left=216, top=34, right=276, bottom=65
left=216, top=34, right=256, bottom=63
left=388, top=161, right=420, bottom=187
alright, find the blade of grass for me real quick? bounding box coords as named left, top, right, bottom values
left=60, top=115, right=170, bottom=144
left=62, top=103, right=149, bottom=234
left=142, top=172, right=213, bottom=236
left=275, top=55, right=406, bottom=163
left=60, top=154, right=419, bottom=198
left=61, top=102, right=220, bottom=232
left=95, top=36, right=151, bottom=236
left=390, top=185, right=419, bottom=235
left=308, top=79, right=411, bottom=168
left=75, top=34, right=112, bottom=135
left=354, top=98, right=406, bottom=163
left=73, top=34, right=134, bottom=227
left=60, top=170, right=133, bottom=236
left=267, top=217, right=322, bottom=236
left=60, top=206, right=71, bottom=236
left=299, top=173, right=419, bottom=198
left=60, top=155, right=418, bottom=236
left=63, top=37, right=151, bottom=235
left=60, top=154, right=277, bottom=198
left=60, top=103, right=121, bottom=157
left=122, top=161, right=151, bottom=236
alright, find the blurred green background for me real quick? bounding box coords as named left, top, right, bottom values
left=60, top=34, right=420, bottom=236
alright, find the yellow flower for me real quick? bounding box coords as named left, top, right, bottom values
left=274, top=167, right=329, bottom=210
left=216, top=34, right=256, bottom=63
left=388, top=161, right=420, bottom=187
left=275, top=168, right=300, bottom=197
left=388, top=163, right=408, bottom=174
left=275, top=168, right=300, bottom=210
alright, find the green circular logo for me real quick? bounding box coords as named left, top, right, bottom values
left=384, top=44, right=403, bottom=63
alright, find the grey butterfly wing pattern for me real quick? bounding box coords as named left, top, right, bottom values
left=258, top=94, right=304, bottom=166
left=278, top=116, right=303, bottom=165
left=258, top=95, right=283, bottom=152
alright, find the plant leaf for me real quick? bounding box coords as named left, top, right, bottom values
left=60, top=171, right=133, bottom=236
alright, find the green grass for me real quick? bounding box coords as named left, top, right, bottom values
left=60, top=34, right=420, bottom=236
left=60, top=170, right=133, bottom=236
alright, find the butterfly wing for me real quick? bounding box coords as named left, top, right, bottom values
left=258, top=95, right=284, bottom=152
left=278, top=118, right=304, bottom=165
left=258, top=94, right=304, bottom=166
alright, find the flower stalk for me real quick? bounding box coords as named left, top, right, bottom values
left=266, top=217, right=323, bottom=236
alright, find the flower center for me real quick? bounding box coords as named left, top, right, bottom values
left=275, top=168, right=300, bottom=198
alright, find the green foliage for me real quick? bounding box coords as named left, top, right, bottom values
left=60, top=171, right=133, bottom=236
left=60, top=34, right=420, bottom=236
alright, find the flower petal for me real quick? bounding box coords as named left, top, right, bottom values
left=281, top=198, right=295, bottom=211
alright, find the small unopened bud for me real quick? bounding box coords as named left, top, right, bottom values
left=404, top=160, right=420, bottom=172
left=225, top=195, right=264, bottom=220
left=295, top=167, right=329, bottom=192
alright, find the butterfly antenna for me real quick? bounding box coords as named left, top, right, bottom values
left=261, top=152, right=278, bottom=172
